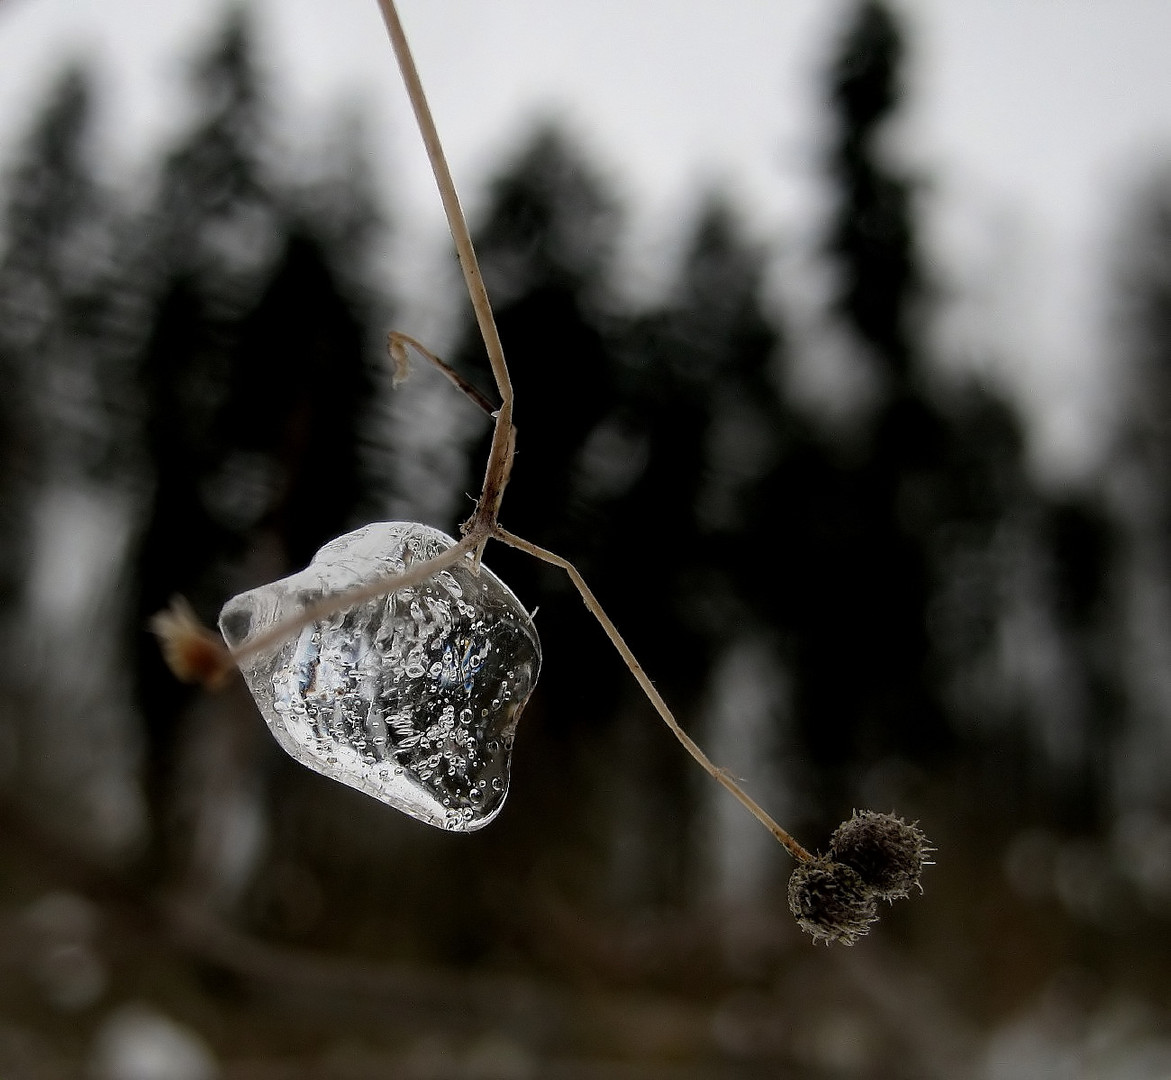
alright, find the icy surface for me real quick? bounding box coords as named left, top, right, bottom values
left=219, top=523, right=541, bottom=831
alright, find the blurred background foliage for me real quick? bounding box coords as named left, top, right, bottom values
left=2, top=3, right=1171, bottom=1077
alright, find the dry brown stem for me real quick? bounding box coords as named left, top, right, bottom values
left=388, top=331, right=498, bottom=416
left=375, top=0, right=511, bottom=566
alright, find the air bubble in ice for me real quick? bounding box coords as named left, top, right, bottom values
left=219, top=522, right=541, bottom=831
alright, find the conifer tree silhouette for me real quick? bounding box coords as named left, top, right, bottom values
left=794, top=0, right=944, bottom=777
left=605, top=196, right=788, bottom=898
left=749, top=2, right=1037, bottom=811
left=455, top=124, right=624, bottom=722
left=131, top=15, right=384, bottom=875
left=0, top=65, right=138, bottom=499
left=0, top=67, right=101, bottom=614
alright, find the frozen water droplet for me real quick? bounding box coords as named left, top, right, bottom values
left=219, top=522, right=541, bottom=831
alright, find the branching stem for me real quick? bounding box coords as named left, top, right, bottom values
left=157, top=0, right=811, bottom=865
left=375, top=0, right=512, bottom=561
left=365, top=0, right=807, bottom=857
left=388, top=332, right=498, bottom=417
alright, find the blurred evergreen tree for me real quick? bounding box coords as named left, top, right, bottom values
left=596, top=196, right=791, bottom=900
left=1115, top=173, right=1171, bottom=562
left=607, top=196, right=783, bottom=675
left=441, top=124, right=638, bottom=905
left=742, top=0, right=942, bottom=791
left=456, top=124, right=624, bottom=720
left=467, top=123, right=620, bottom=551
left=152, top=10, right=271, bottom=277
left=455, top=135, right=795, bottom=902
left=821, top=0, right=944, bottom=769
left=0, top=67, right=97, bottom=619
left=133, top=16, right=279, bottom=845
left=1101, top=172, right=1171, bottom=816
left=747, top=0, right=1040, bottom=817
left=0, top=65, right=154, bottom=851
left=1036, top=495, right=1119, bottom=825
left=826, top=0, right=918, bottom=375
left=129, top=13, right=387, bottom=883
left=0, top=64, right=144, bottom=541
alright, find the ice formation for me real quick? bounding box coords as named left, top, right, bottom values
left=219, top=523, right=541, bottom=831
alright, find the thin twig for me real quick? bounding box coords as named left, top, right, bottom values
left=389, top=331, right=499, bottom=417
left=375, top=0, right=514, bottom=557
left=154, top=532, right=488, bottom=687
left=492, top=526, right=813, bottom=863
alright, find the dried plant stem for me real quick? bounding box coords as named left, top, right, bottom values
left=388, top=332, right=498, bottom=417
left=493, top=527, right=813, bottom=863
left=152, top=533, right=490, bottom=683
left=375, top=0, right=512, bottom=551
left=228, top=532, right=484, bottom=668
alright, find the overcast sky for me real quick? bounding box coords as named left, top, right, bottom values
left=1, top=0, right=1169, bottom=479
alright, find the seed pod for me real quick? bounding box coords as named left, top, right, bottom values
left=829, top=810, right=932, bottom=901
left=788, top=856, right=879, bottom=945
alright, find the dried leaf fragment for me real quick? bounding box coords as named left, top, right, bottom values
left=150, top=597, right=234, bottom=690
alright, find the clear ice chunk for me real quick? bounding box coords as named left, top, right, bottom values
left=219, top=522, right=541, bottom=831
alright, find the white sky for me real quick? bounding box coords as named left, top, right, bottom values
left=1, top=0, right=1169, bottom=480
